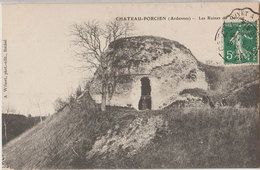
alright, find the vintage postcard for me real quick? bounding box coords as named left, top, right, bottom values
left=2, top=2, right=259, bottom=169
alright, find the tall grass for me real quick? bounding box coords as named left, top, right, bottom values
left=128, top=106, right=259, bottom=168
left=85, top=106, right=259, bottom=168
left=3, top=105, right=259, bottom=168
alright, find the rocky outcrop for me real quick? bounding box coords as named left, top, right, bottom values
left=86, top=115, right=166, bottom=159
left=90, top=36, right=208, bottom=110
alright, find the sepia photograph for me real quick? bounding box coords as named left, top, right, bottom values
left=2, top=2, right=259, bottom=169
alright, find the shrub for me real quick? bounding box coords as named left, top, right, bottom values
left=75, top=85, right=83, bottom=98
left=53, top=98, right=67, bottom=112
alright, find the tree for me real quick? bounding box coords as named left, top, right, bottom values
left=71, top=20, right=134, bottom=111
left=3, top=105, right=16, bottom=141
left=31, top=98, right=44, bottom=123
left=3, top=118, right=7, bottom=140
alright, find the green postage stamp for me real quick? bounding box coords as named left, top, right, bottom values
left=223, top=22, right=258, bottom=64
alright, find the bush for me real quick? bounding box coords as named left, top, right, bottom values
left=75, top=85, right=83, bottom=98
left=53, top=98, right=67, bottom=112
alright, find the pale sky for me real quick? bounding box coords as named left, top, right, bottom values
left=2, top=2, right=258, bottom=116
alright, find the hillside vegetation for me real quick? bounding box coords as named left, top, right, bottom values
left=181, top=63, right=260, bottom=107
left=199, top=63, right=259, bottom=92
left=3, top=102, right=259, bottom=168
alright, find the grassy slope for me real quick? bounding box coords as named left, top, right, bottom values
left=130, top=107, right=259, bottom=168
left=3, top=105, right=99, bottom=169
left=3, top=104, right=259, bottom=168
left=189, top=63, right=259, bottom=106
left=199, top=63, right=259, bottom=92
left=2, top=105, right=137, bottom=169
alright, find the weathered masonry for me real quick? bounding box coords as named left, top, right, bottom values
left=90, top=36, right=208, bottom=110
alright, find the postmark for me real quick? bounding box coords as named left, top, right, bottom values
left=215, top=8, right=259, bottom=64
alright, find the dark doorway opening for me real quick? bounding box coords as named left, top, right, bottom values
left=138, top=77, right=152, bottom=110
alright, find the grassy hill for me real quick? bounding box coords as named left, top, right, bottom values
left=2, top=35, right=259, bottom=168
left=3, top=101, right=259, bottom=168
left=181, top=63, right=260, bottom=107
left=199, top=63, right=259, bottom=92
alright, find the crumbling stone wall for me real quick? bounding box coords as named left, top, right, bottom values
left=90, top=36, right=208, bottom=110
